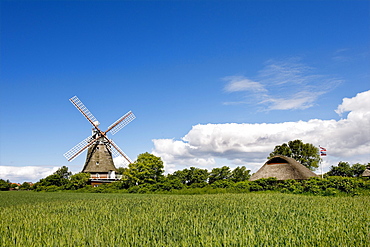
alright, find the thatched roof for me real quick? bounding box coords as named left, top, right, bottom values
left=362, top=168, right=370, bottom=177
left=249, top=155, right=318, bottom=181
left=82, top=143, right=118, bottom=173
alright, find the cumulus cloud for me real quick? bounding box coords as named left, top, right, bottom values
left=153, top=90, right=370, bottom=173
left=223, top=58, right=343, bottom=110
left=113, top=156, right=132, bottom=168
left=0, top=166, right=59, bottom=183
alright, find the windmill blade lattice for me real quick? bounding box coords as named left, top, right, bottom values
left=70, top=96, right=99, bottom=126
left=107, top=111, right=136, bottom=135
left=64, top=135, right=96, bottom=161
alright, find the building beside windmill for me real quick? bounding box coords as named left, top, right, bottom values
left=249, top=155, right=318, bottom=181
left=362, top=167, right=370, bottom=177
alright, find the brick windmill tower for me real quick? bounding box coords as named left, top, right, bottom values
left=64, top=96, right=135, bottom=185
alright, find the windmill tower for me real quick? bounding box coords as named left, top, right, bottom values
left=64, top=96, right=135, bottom=184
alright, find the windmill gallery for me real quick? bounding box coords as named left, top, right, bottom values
left=64, top=96, right=135, bottom=187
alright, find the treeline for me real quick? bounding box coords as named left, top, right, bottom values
left=1, top=152, right=369, bottom=195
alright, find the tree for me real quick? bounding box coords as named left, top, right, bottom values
left=68, top=173, right=90, bottom=189
left=170, top=167, right=209, bottom=186
left=208, top=166, right=231, bottom=184
left=19, top=182, right=31, bottom=190
left=326, top=162, right=367, bottom=177
left=351, top=163, right=366, bottom=177
left=54, top=166, right=72, bottom=179
left=230, top=166, right=251, bottom=182
left=186, top=167, right=209, bottom=187
left=168, top=169, right=188, bottom=184
left=326, top=162, right=353, bottom=177
left=0, top=179, right=10, bottom=191
left=126, top=152, right=164, bottom=185
left=268, top=140, right=321, bottom=170
left=37, top=166, right=71, bottom=187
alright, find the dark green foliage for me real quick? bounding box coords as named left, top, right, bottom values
left=326, top=161, right=353, bottom=177
left=37, top=174, right=68, bottom=187
left=125, top=152, right=164, bottom=185
left=171, top=167, right=209, bottom=186
left=250, top=177, right=278, bottom=191
left=0, top=179, right=10, bottom=191
left=35, top=166, right=72, bottom=188
left=208, top=166, right=231, bottom=184
left=230, top=166, right=251, bottom=182
left=54, top=166, right=72, bottom=179
left=268, top=140, right=321, bottom=170
left=66, top=173, right=90, bottom=190
left=29, top=154, right=369, bottom=196
left=10, top=183, right=19, bottom=189
left=19, top=182, right=31, bottom=190
left=233, top=181, right=250, bottom=191
left=210, top=180, right=234, bottom=188
left=352, top=163, right=366, bottom=177
left=326, top=162, right=367, bottom=177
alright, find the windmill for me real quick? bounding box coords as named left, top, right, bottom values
left=64, top=96, right=135, bottom=182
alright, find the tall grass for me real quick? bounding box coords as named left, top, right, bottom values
left=1, top=192, right=369, bottom=246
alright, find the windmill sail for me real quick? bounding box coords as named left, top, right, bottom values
left=64, top=135, right=96, bottom=161
left=106, top=111, right=136, bottom=135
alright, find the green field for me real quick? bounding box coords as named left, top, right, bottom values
left=1, top=192, right=369, bottom=246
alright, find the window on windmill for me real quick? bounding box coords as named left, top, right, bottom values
left=96, top=162, right=99, bottom=166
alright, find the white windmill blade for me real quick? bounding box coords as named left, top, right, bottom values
left=63, top=135, right=96, bottom=161
left=106, top=139, right=133, bottom=164
left=70, top=96, right=100, bottom=127
left=106, top=111, right=135, bottom=135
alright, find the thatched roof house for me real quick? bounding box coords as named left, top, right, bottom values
left=362, top=168, right=370, bottom=177
left=249, top=155, right=318, bottom=181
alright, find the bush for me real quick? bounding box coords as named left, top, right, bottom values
left=250, top=178, right=278, bottom=191
left=211, top=180, right=234, bottom=189
left=232, top=181, right=250, bottom=192
left=322, top=188, right=339, bottom=196
left=249, top=184, right=263, bottom=192
left=44, top=185, right=61, bottom=192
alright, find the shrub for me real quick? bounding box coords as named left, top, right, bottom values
left=322, top=188, right=339, bottom=196
left=211, top=180, right=234, bottom=189
left=232, top=181, right=250, bottom=192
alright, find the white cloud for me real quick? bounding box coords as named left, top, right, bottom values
left=113, top=156, right=131, bottom=168
left=335, top=90, right=370, bottom=116
left=153, top=90, right=370, bottom=173
left=223, top=59, right=343, bottom=110
left=261, top=91, right=320, bottom=110
left=0, top=166, right=59, bottom=183
left=223, top=76, right=267, bottom=93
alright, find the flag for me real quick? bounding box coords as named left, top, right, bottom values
left=320, top=146, right=327, bottom=156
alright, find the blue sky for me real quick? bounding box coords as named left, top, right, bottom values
left=1, top=0, right=369, bottom=182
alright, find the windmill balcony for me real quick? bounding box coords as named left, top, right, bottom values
left=89, top=174, right=123, bottom=180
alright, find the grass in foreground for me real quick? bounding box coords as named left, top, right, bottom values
left=0, top=191, right=369, bottom=246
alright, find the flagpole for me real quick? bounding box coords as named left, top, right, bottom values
left=319, top=145, right=326, bottom=179
left=319, top=145, right=323, bottom=179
